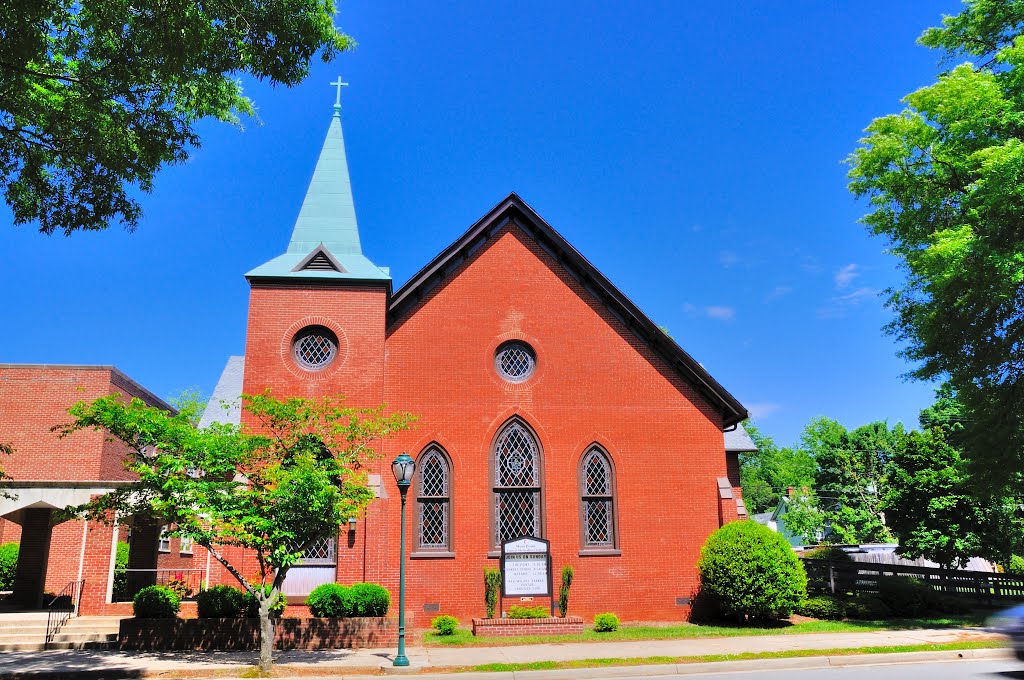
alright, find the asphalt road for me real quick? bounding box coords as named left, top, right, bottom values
left=620, top=659, right=1024, bottom=680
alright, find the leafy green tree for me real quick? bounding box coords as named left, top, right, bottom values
left=882, top=427, right=1014, bottom=568
left=0, top=1, right=353, bottom=235
left=61, top=391, right=412, bottom=671
left=884, top=388, right=1021, bottom=567
left=846, top=0, right=1024, bottom=492
left=738, top=422, right=815, bottom=515
left=803, top=418, right=899, bottom=544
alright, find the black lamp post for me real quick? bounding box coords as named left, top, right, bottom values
left=391, top=452, right=415, bottom=668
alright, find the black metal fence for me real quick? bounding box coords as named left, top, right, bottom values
left=802, top=558, right=1024, bottom=602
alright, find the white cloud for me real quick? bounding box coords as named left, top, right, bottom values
left=718, top=251, right=739, bottom=268
left=816, top=286, right=878, bottom=319
left=765, top=285, right=793, bottom=301
left=683, top=303, right=737, bottom=322
left=747, top=402, right=782, bottom=419
left=704, top=306, right=736, bottom=321
left=834, top=263, right=860, bottom=289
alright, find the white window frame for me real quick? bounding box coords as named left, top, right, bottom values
left=179, top=536, right=193, bottom=554
left=158, top=525, right=171, bottom=553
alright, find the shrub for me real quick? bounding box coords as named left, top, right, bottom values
left=243, top=586, right=287, bottom=619
left=876, top=576, right=931, bottom=617
left=165, top=575, right=191, bottom=600
left=559, top=565, right=574, bottom=617
left=348, top=583, right=390, bottom=617
left=306, top=583, right=351, bottom=618
left=1008, top=555, right=1024, bottom=574
left=133, top=585, right=181, bottom=619
left=432, top=614, right=459, bottom=635
left=845, top=594, right=891, bottom=619
left=698, top=520, right=807, bottom=622
left=507, top=605, right=548, bottom=619
left=796, top=595, right=845, bottom=620
left=484, top=568, right=501, bottom=619
left=0, top=543, right=18, bottom=591
left=112, top=542, right=129, bottom=602
left=197, top=585, right=247, bottom=618
left=802, top=545, right=853, bottom=562
left=594, top=612, right=619, bottom=632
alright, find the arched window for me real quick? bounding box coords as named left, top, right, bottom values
left=580, top=447, right=617, bottom=550
left=492, top=420, right=543, bottom=546
left=416, top=447, right=451, bottom=552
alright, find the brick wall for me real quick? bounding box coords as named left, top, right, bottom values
left=472, top=616, right=584, bottom=637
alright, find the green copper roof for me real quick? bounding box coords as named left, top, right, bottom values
left=247, top=97, right=390, bottom=283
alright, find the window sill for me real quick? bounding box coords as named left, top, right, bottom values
left=411, top=551, right=455, bottom=559
left=579, top=548, right=621, bottom=557
left=487, top=551, right=501, bottom=559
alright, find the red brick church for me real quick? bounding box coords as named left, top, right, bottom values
left=0, top=95, right=753, bottom=623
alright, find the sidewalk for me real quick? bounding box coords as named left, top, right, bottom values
left=0, top=627, right=1004, bottom=678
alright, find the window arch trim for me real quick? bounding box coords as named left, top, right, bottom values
left=489, top=417, right=546, bottom=552
left=578, top=445, right=621, bottom=556
left=412, top=444, right=455, bottom=558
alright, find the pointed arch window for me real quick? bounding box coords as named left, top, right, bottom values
left=416, top=447, right=452, bottom=553
left=492, top=421, right=543, bottom=547
left=579, top=447, right=619, bottom=553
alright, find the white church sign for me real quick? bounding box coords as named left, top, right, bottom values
left=501, top=536, right=551, bottom=598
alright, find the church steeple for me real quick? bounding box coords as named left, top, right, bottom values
left=246, top=79, right=390, bottom=283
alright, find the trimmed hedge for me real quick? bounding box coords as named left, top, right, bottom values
left=196, top=585, right=247, bottom=619
left=507, top=605, right=549, bottom=619
left=306, top=583, right=351, bottom=618
left=698, top=521, right=807, bottom=622
left=796, top=595, right=845, bottom=620
left=594, top=612, right=620, bottom=632
left=348, top=583, right=390, bottom=617
left=304, top=582, right=390, bottom=618
left=432, top=614, right=459, bottom=635
left=133, top=585, right=181, bottom=619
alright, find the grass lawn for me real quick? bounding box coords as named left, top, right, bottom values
left=458, top=640, right=1005, bottom=673
left=422, top=614, right=990, bottom=647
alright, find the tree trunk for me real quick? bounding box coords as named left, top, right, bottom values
left=257, top=592, right=274, bottom=672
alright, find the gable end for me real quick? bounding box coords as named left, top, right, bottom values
left=389, top=193, right=749, bottom=427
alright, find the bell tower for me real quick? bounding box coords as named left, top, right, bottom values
left=241, top=80, right=390, bottom=404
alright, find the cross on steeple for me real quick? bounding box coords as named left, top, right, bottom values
left=330, top=76, right=348, bottom=111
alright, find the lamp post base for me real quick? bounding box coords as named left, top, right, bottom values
left=380, top=661, right=418, bottom=674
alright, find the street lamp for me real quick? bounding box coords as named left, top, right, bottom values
left=391, top=452, right=415, bottom=668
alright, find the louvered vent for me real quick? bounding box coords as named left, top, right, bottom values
left=303, top=252, right=339, bottom=271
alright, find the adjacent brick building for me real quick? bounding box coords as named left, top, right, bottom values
left=0, top=96, right=754, bottom=622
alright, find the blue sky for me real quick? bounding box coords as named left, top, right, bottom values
left=0, top=1, right=965, bottom=447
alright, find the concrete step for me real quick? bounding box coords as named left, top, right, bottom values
left=0, top=635, right=116, bottom=652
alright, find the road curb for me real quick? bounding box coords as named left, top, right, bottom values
left=0, top=646, right=1011, bottom=680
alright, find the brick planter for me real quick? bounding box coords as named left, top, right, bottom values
left=471, top=616, right=584, bottom=637
left=119, top=616, right=401, bottom=650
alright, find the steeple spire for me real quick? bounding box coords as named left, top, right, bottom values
left=246, top=81, right=390, bottom=283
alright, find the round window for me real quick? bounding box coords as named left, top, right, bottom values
left=292, top=325, right=339, bottom=371
left=495, top=341, right=536, bottom=383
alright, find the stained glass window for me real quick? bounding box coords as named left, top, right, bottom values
left=495, top=342, right=536, bottom=383
left=581, top=448, right=615, bottom=548
left=417, top=448, right=450, bottom=550
left=292, top=325, right=338, bottom=370
left=493, top=421, right=542, bottom=545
